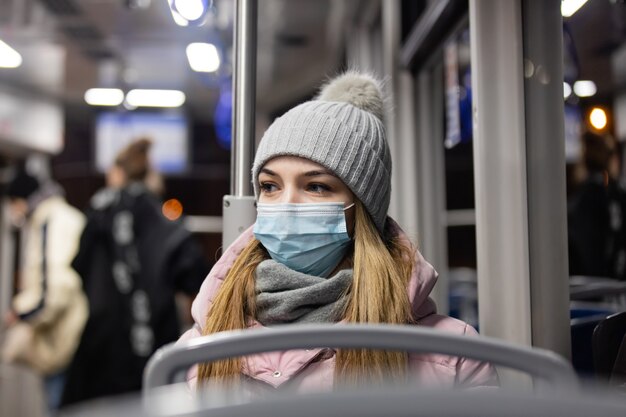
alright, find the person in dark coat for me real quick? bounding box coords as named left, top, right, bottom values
left=568, top=131, right=626, bottom=281
left=61, top=139, right=208, bottom=404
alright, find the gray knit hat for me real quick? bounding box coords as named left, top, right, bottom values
left=252, top=71, right=391, bottom=233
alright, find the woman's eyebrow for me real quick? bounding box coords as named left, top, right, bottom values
left=304, top=169, right=335, bottom=177
left=260, top=168, right=277, bottom=176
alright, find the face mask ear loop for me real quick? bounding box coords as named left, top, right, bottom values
left=343, top=202, right=356, bottom=241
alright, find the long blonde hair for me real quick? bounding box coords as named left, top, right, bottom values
left=198, top=200, right=415, bottom=385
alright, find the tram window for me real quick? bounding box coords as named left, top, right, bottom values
left=447, top=225, right=477, bottom=270
left=443, top=28, right=474, bottom=212
left=564, top=0, right=626, bottom=282
left=444, top=142, right=475, bottom=211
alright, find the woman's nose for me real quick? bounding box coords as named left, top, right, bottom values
left=279, top=185, right=304, bottom=204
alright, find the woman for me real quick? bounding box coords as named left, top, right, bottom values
left=2, top=166, right=87, bottom=412
left=179, top=71, right=498, bottom=390
left=62, top=139, right=208, bottom=405
left=568, top=131, right=626, bottom=280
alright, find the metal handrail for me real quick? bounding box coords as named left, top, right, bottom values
left=172, top=389, right=626, bottom=417
left=66, top=385, right=626, bottom=417
left=570, top=281, right=626, bottom=300
left=143, top=324, right=578, bottom=394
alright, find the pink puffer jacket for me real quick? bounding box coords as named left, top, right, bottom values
left=177, top=219, right=498, bottom=390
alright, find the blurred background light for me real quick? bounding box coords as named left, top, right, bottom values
left=162, top=198, right=183, bottom=221
left=167, top=0, right=189, bottom=26
left=561, top=0, right=589, bottom=17
left=126, top=0, right=152, bottom=9
left=186, top=43, right=220, bottom=72
left=0, top=39, right=23, bottom=68
left=573, top=80, right=597, bottom=97
left=174, top=0, right=206, bottom=21
left=563, top=82, right=572, bottom=99
left=170, top=10, right=188, bottom=26
left=589, top=107, right=607, bottom=131
left=214, top=83, right=232, bottom=149
left=125, top=89, right=186, bottom=108
left=84, top=88, right=124, bottom=106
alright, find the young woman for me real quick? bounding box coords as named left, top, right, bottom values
left=178, top=71, right=498, bottom=391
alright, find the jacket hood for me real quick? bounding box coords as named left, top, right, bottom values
left=191, top=218, right=439, bottom=327
left=26, top=182, right=65, bottom=216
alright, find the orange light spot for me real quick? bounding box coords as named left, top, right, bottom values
left=589, top=107, right=608, bottom=131
left=162, top=198, right=183, bottom=221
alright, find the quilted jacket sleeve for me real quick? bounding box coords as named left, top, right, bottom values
left=455, top=324, right=500, bottom=387
left=176, top=323, right=203, bottom=390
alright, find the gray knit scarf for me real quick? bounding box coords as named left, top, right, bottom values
left=255, top=260, right=353, bottom=326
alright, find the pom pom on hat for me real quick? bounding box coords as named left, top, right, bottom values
left=317, top=71, right=385, bottom=121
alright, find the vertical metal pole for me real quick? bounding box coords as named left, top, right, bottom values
left=471, top=0, right=571, bottom=363
left=416, top=66, right=450, bottom=314
left=382, top=0, right=420, bottom=241
left=0, top=200, right=14, bottom=319
left=381, top=0, right=401, bottom=221
left=470, top=0, right=533, bottom=347
left=231, top=0, right=257, bottom=197
left=522, top=0, right=571, bottom=359
left=395, top=71, right=420, bottom=240
left=223, top=0, right=258, bottom=249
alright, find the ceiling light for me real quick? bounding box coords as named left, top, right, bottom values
left=125, top=89, right=186, bottom=108
left=172, top=13, right=189, bottom=26
left=561, top=0, right=589, bottom=18
left=589, top=107, right=607, bottom=131
left=186, top=43, right=220, bottom=72
left=563, top=82, right=572, bottom=99
left=0, top=39, right=23, bottom=68
left=170, top=10, right=188, bottom=26
left=174, top=0, right=206, bottom=21
left=573, top=80, right=597, bottom=97
left=85, top=88, right=124, bottom=106
left=166, top=0, right=189, bottom=26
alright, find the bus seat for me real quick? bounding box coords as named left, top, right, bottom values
left=593, top=312, right=626, bottom=384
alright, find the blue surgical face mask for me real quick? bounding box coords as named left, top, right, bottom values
left=253, top=202, right=354, bottom=277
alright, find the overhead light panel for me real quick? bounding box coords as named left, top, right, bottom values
left=561, top=0, right=589, bottom=17
left=171, top=12, right=189, bottom=26
left=174, top=0, right=206, bottom=21
left=186, top=43, right=220, bottom=72
left=125, top=89, right=186, bottom=108
left=0, top=39, right=23, bottom=68
left=84, top=88, right=124, bottom=106
left=168, top=6, right=188, bottom=27
left=573, top=80, right=597, bottom=97
left=168, top=0, right=210, bottom=25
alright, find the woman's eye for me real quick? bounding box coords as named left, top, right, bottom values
left=260, top=182, right=277, bottom=193
left=307, top=183, right=331, bottom=194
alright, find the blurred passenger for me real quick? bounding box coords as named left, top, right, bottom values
left=568, top=131, right=626, bottom=280
left=1, top=164, right=87, bottom=413
left=178, top=72, right=498, bottom=391
left=61, top=139, right=208, bottom=405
